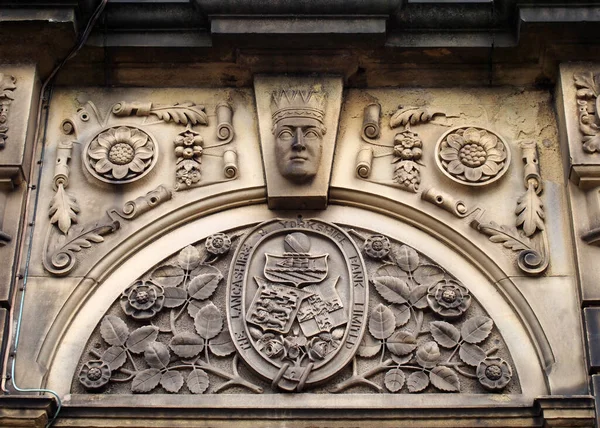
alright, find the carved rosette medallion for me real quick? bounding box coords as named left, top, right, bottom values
left=84, top=125, right=157, bottom=184
left=227, top=219, right=368, bottom=391
left=435, top=126, right=510, bottom=186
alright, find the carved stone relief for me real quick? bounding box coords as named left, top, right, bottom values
left=423, top=139, right=548, bottom=275
left=73, top=218, right=518, bottom=395
left=255, top=76, right=343, bottom=209
left=44, top=96, right=239, bottom=275
left=573, top=72, right=600, bottom=153
left=356, top=105, right=444, bottom=193
left=0, top=73, right=16, bottom=150
left=435, top=126, right=510, bottom=186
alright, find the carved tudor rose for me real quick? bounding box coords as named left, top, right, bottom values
left=227, top=218, right=368, bottom=391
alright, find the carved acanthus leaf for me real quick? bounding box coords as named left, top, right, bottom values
left=390, top=107, right=438, bottom=128
left=475, top=221, right=532, bottom=252
left=0, top=74, right=16, bottom=99
left=574, top=72, right=600, bottom=98
left=49, top=183, right=80, bottom=234
left=515, top=185, right=545, bottom=237
left=150, top=103, right=208, bottom=125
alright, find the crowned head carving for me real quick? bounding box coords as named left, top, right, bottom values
left=270, top=88, right=327, bottom=183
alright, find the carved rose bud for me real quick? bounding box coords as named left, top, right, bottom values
left=415, top=341, right=441, bottom=368
left=120, top=280, right=165, bottom=319
left=78, top=360, right=111, bottom=390
left=363, top=235, right=391, bottom=259
left=257, top=334, right=285, bottom=359
left=427, top=280, right=471, bottom=319
left=307, top=337, right=328, bottom=361
left=205, top=233, right=232, bottom=255
left=283, top=335, right=306, bottom=360
left=476, top=357, right=512, bottom=391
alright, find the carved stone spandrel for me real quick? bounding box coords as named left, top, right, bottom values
left=254, top=76, right=343, bottom=210
left=0, top=65, right=38, bottom=189
left=26, top=87, right=263, bottom=278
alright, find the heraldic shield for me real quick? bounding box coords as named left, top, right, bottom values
left=227, top=218, right=368, bottom=391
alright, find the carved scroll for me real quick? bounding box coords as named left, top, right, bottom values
left=44, top=186, right=172, bottom=276
left=0, top=73, right=16, bottom=149
left=216, top=102, right=234, bottom=144
left=361, top=103, right=381, bottom=141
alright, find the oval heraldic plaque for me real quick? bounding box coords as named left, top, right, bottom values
left=227, top=218, right=368, bottom=391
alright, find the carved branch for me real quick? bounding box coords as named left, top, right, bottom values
left=112, top=101, right=208, bottom=126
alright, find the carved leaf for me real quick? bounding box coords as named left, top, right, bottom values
left=178, top=245, right=200, bottom=271
left=384, top=368, right=406, bottom=392
left=408, top=285, right=429, bottom=309
left=390, top=107, right=435, bottom=128
left=372, top=276, right=409, bottom=304
left=429, top=366, right=460, bottom=392
left=583, top=134, right=600, bottom=153
left=209, top=328, right=236, bottom=356
left=413, top=265, right=445, bottom=287
left=368, top=304, right=396, bottom=340
left=101, top=346, right=127, bottom=371
left=358, top=332, right=382, bottom=357
left=392, top=245, right=419, bottom=272
left=391, top=304, right=411, bottom=327
left=0, top=74, right=16, bottom=98
left=248, top=326, right=263, bottom=340
left=476, top=221, right=532, bottom=251
left=170, top=332, right=204, bottom=358
left=126, top=325, right=159, bottom=354
left=131, top=368, right=162, bottom=393
left=162, top=287, right=188, bottom=308
left=100, top=315, right=130, bottom=346
left=151, top=103, right=208, bottom=125
left=144, top=342, right=170, bottom=369
left=461, top=316, right=493, bottom=344
left=187, top=299, right=203, bottom=318
left=429, top=321, right=460, bottom=349
left=151, top=265, right=185, bottom=288
left=188, top=268, right=223, bottom=301
left=49, top=184, right=80, bottom=234
left=516, top=186, right=545, bottom=237
left=574, top=72, right=600, bottom=96
left=386, top=331, right=417, bottom=356
left=459, top=343, right=487, bottom=367
left=407, top=371, right=429, bottom=392
left=376, top=264, right=409, bottom=282
left=160, top=370, right=184, bottom=393
left=391, top=353, right=413, bottom=365
left=194, top=302, right=223, bottom=340
left=60, top=223, right=112, bottom=253
left=187, top=368, right=210, bottom=394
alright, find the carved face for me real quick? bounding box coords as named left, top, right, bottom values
left=274, top=117, right=324, bottom=183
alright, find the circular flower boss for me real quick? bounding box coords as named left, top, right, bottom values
left=85, top=126, right=157, bottom=183
left=120, top=280, right=165, bottom=319
left=205, top=233, right=232, bottom=255
left=78, top=360, right=111, bottom=390
left=427, top=279, right=471, bottom=318
left=476, top=357, right=512, bottom=391
left=363, top=235, right=391, bottom=259
left=436, top=126, right=510, bottom=186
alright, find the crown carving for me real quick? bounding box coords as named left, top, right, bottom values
left=271, top=88, right=327, bottom=124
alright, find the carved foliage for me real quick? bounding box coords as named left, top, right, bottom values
left=332, top=236, right=513, bottom=394
left=573, top=72, right=600, bottom=153
left=74, top=221, right=517, bottom=395
left=0, top=73, right=16, bottom=149
left=76, top=238, right=264, bottom=394
left=356, top=104, right=443, bottom=193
